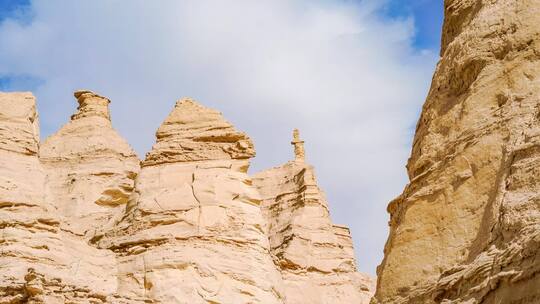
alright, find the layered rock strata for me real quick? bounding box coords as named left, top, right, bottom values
left=373, top=0, right=540, bottom=303
left=0, top=92, right=373, bottom=303
left=143, top=98, right=255, bottom=167
left=253, top=130, right=374, bottom=304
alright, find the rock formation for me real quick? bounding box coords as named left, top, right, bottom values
left=373, top=0, right=540, bottom=303
left=253, top=129, right=374, bottom=304
left=0, top=92, right=372, bottom=303
left=40, top=90, right=140, bottom=238
left=0, top=92, right=118, bottom=303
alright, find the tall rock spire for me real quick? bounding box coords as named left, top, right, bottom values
left=0, top=92, right=119, bottom=303
left=40, top=90, right=139, bottom=238
left=291, top=128, right=305, bottom=162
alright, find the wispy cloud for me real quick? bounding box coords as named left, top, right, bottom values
left=0, top=0, right=438, bottom=275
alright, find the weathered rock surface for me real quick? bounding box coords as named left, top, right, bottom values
left=253, top=131, right=374, bottom=304
left=373, top=0, right=540, bottom=303
left=93, top=98, right=285, bottom=303
left=0, top=94, right=372, bottom=303
left=143, top=98, right=255, bottom=167
left=0, top=92, right=118, bottom=303
left=40, top=90, right=140, bottom=237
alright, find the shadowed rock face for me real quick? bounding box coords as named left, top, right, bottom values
left=0, top=92, right=372, bottom=303
left=373, top=1, right=540, bottom=303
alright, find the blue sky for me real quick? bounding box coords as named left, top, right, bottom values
left=0, top=0, right=444, bottom=93
left=385, top=0, right=444, bottom=50
left=0, top=0, right=444, bottom=57
left=0, top=1, right=444, bottom=275
left=0, top=0, right=29, bottom=20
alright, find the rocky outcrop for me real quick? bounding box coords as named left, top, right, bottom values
left=40, top=90, right=139, bottom=238
left=0, top=92, right=371, bottom=303
left=253, top=130, right=374, bottom=304
left=373, top=0, right=540, bottom=303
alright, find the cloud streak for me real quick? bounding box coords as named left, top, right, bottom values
left=0, top=0, right=438, bottom=275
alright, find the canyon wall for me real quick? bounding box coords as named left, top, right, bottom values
left=0, top=92, right=373, bottom=303
left=373, top=0, right=540, bottom=303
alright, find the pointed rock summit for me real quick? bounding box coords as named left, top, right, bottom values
left=0, top=92, right=40, bottom=155
left=291, top=128, right=305, bottom=162
left=143, top=98, right=255, bottom=167
left=93, top=99, right=285, bottom=303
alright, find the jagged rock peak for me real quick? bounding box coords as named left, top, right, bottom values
left=143, top=97, right=255, bottom=166
left=71, top=89, right=111, bottom=121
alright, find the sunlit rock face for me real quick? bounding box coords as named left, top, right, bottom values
left=373, top=0, right=540, bottom=303
left=0, top=92, right=372, bottom=303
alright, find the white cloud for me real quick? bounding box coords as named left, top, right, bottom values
left=0, top=0, right=437, bottom=275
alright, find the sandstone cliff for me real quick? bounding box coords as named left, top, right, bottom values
left=373, top=0, right=540, bottom=303
left=0, top=92, right=372, bottom=303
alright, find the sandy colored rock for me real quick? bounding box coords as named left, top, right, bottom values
left=373, top=0, right=540, bottom=303
left=143, top=98, right=255, bottom=167
left=91, top=99, right=284, bottom=303
left=0, top=92, right=119, bottom=303
left=0, top=93, right=372, bottom=303
left=253, top=130, right=374, bottom=304
left=40, top=90, right=140, bottom=237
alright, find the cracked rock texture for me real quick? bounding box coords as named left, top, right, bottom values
left=373, top=0, right=540, bottom=303
left=0, top=93, right=372, bottom=303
